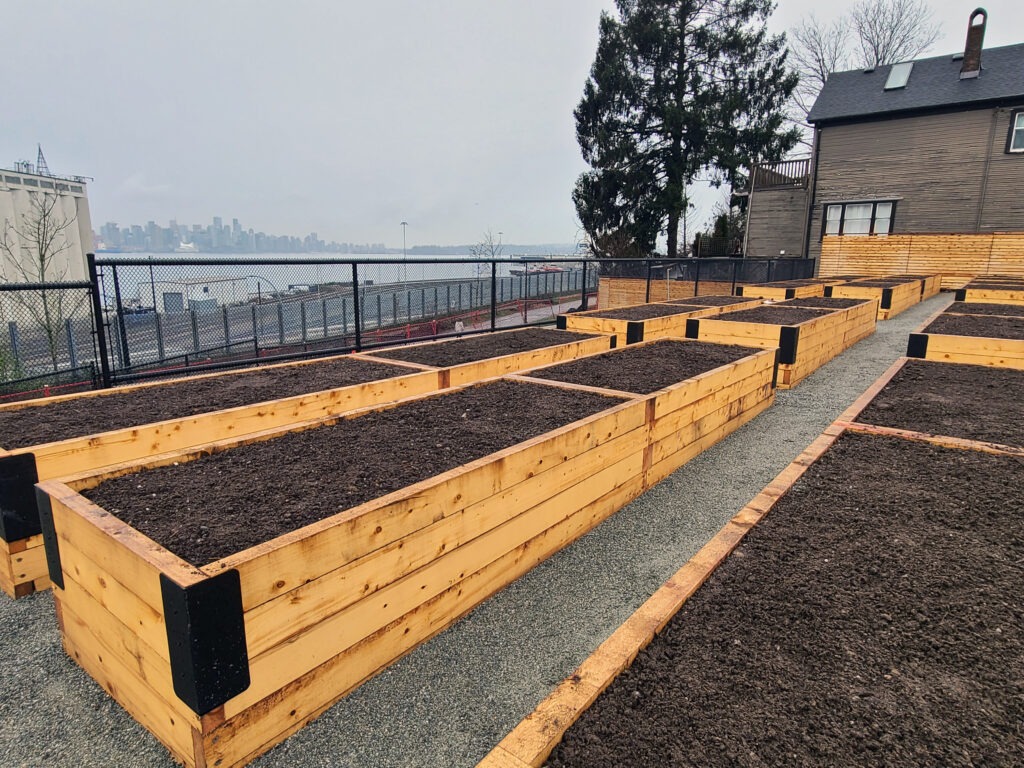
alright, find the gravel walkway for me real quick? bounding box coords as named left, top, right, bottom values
left=0, top=293, right=949, bottom=768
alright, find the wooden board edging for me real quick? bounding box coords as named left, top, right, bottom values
left=475, top=422, right=846, bottom=768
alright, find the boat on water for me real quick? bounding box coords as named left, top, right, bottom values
left=174, top=241, right=199, bottom=253
left=509, top=264, right=570, bottom=276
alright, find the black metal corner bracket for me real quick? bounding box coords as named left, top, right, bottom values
left=881, top=288, right=894, bottom=310
left=684, top=319, right=700, bottom=339
left=906, top=333, right=929, bottom=358
left=625, top=321, right=645, bottom=345
left=160, top=570, right=250, bottom=716
left=0, top=454, right=41, bottom=543
left=779, top=326, right=800, bottom=366
left=954, top=288, right=967, bottom=302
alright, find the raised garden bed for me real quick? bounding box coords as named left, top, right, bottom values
left=885, top=273, right=942, bottom=298
left=734, top=280, right=825, bottom=300
left=556, top=303, right=718, bottom=345
left=39, top=378, right=653, bottom=768
left=944, top=301, right=1024, bottom=318
left=659, top=295, right=762, bottom=309
left=536, top=431, right=1024, bottom=767
left=517, top=340, right=776, bottom=486
left=824, top=278, right=921, bottom=320
left=955, top=284, right=1024, bottom=305
left=365, top=327, right=612, bottom=386
left=775, top=296, right=876, bottom=310
left=849, top=358, right=1024, bottom=449
left=0, top=355, right=437, bottom=599
left=907, top=314, right=1024, bottom=369
left=684, top=302, right=876, bottom=388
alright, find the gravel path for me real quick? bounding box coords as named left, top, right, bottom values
left=0, top=293, right=949, bottom=768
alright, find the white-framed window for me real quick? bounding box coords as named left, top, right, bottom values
left=1008, top=111, right=1024, bottom=153
left=822, top=201, right=897, bottom=237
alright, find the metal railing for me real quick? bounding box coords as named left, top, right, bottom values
left=0, top=253, right=815, bottom=397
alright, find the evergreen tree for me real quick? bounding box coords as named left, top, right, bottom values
left=575, top=0, right=799, bottom=259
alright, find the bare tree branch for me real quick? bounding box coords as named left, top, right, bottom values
left=849, top=0, right=942, bottom=68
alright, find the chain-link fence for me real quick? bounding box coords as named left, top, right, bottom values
left=0, top=281, right=99, bottom=402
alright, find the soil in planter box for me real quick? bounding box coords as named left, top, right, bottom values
left=706, top=306, right=828, bottom=325
left=0, top=357, right=408, bottom=450
left=848, top=280, right=913, bottom=287
left=967, top=282, right=1024, bottom=289
left=923, top=314, right=1024, bottom=339
left=548, top=433, right=1024, bottom=768
left=528, top=340, right=757, bottom=394
left=368, top=328, right=596, bottom=367
left=775, top=297, right=868, bottom=310
left=945, top=302, right=1024, bottom=318
left=661, top=296, right=752, bottom=307
left=582, top=305, right=704, bottom=321
left=83, top=380, right=623, bottom=566
left=855, top=360, right=1024, bottom=447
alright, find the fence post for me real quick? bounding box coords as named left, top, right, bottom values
left=392, top=293, right=399, bottom=324
left=64, top=318, right=78, bottom=369
left=191, top=310, right=200, bottom=352
left=300, top=302, right=308, bottom=342
left=223, top=305, right=231, bottom=347
left=490, top=263, right=497, bottom=330
left=251, top=305, right=259, bottom=353
left=767, top=260, right=775, bottom=283
left=645, top=260, right=653, bottom=302
left=580, top=260, right=589, bottom=310
left=351, top=264, right=362, bottom=351
left=342, top=298, right=348, bottom=335
left=694, top=259, right=701, bottom=297
left=86, top=254, right=112, bottom=388
left=111, top=265, right=132, bottom=369
left=322, top=298, right=328, bottom=338
left=376, top=293, right=383, bottom=329
left=7, top=322, right=21, bottom=371
left=731, top=259, right=739, bottom=295
left=155, top=312, right=165, bottom=361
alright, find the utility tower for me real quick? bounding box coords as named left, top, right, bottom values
left=36, top=144, right=50, bottom=176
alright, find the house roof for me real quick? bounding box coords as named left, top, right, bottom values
left=807, top=42, right=1024, bottom=125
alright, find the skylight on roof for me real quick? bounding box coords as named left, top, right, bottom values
left=884, top=61, right=914, bottom=90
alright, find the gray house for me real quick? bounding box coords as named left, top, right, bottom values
left=744, top=9, right=1024, bottom=273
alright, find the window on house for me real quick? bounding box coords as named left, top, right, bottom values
left=1008, top=111, right=1024, bottom=153
left=822, top=201, right=897, bottom=236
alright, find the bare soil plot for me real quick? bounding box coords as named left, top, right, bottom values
left=855, top=359, right=1024, bottom=448
left=944, top=302, right=1024, bottom=318
left=775, top=297, right=870, bottom=310
left=547, top=432, right=1024, bottom=767
left=922, top=314, right=1024, bottom=338
left=83, top=379, right=620, bottom=567
left=0, top=357, right=407, bottom=450
left=525, top=340, right=759, bottom=394
left=367, top=328, right=596, bottom=367
left=578, top=305, right=705, bottom=321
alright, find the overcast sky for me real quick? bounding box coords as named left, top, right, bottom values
left=4, top=1, right=1020, bottom=248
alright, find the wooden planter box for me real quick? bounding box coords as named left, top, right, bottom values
left=37, top=383, right=651, bottom=768
left=907, top=325, right=1024, bottom=370
left=363, top=327, right=615, bottom=387
left=34, top=340, right=777, bottom=768
left=514, top=341, right=778, bottom=487
left=684, top=301, right=877, bottom=388
left=954, top=285, right=1024, bottom=306
left=556, top=304, right=719, bottom=345
left=0, top=362, right=439, bottom=599
left=734, top=282, right=824, bottom=300
left=824, top=278, right=921, bottom=320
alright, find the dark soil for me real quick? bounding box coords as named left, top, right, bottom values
left=548, top=433, right=1024, bottom=767
left=923, top=314, right=1024, bottom=339
left=945, top=302, right=1024, bottom=317
left=707, top=306, right=829, bottom=325
left=849, top=280, right=914, bottom=287
left=83, top=380, right=623, bottom=566
left=967, top=282, right=1024, bottom=290
left=855, top=359, right=1024, bottom=447
left=0, top=357, right=408, bottom=450
left=776, top=297, right=869, bottom=309
left=583, top=305, right=704, bottom=321
left=662, top=296, right=753, bottom=307
left=367, top=328, right=597, bottom=367
left=528, top=340, right=759, bottom=394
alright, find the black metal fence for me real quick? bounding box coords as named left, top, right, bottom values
left=0, top=254, right=815, bottom=399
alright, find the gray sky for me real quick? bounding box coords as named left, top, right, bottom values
left=4, top=1, right=1021, bottom=248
